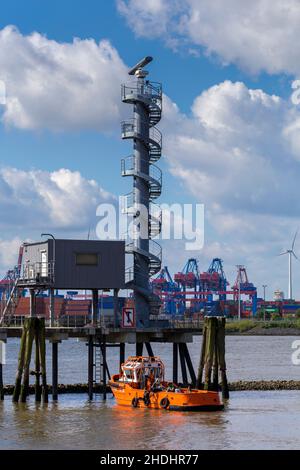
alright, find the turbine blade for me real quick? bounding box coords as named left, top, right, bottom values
left=278, top=251, right=288, bottom=256
left=292, top=230, right=299, bottom=250
left=292, top=251, right=299, bottom=260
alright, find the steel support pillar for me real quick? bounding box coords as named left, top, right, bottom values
left=182, top=343, right=196, bottom=386
left=92, top=289, right=98, bottom=325
left=113, top=289, right=119, bottom=328
left=102, top=339, right=107, bottom=401
left=173, top=343, right=178, bottom=384
left=120, top=343, right=125, bottom=369
left=136, top=343, right=143, bottom=356
left=52, top=342, right=58, bottom=400
left=49, top=288, right=55, bottom=327
left=145, top=342, right=154, bottom=357
left=88, top=336, right=94, bottom=400
left=179, top=343, right=188, bottom=385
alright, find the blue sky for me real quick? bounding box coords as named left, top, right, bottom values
left=1, top=0, right=300, bottom=299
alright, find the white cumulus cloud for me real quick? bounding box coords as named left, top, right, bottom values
left=160, top=80, right=300, bottom=296
left=0, top=25, right=128, bottom=131
left=118, top=0, right=300, bottom=75
left=0, top=167, right=114, bottom=232
left=0, top=237, right=23, bottom=272
left=162, top=80, right=300, bottom=218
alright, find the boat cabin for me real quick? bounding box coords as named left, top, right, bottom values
left=119, top=356, right=165, bottom=387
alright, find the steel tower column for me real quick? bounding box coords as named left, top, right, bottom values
left=121, top=57, right=162, bottom=327
left=288, top=252, right=292, bottom=299
left=133, top=79, right=150, bottom=324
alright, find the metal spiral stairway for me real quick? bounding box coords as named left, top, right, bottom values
left=121, top=67, right=163, bottom=321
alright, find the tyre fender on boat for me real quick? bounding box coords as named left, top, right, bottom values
left=143, top=391, right=151, bottom=406
left=132, top=397, right=139, bottom=408
left=160, top=397, right=170, bottom=409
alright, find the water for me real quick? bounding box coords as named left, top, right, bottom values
left=1, top=391, right=300, bottom=450
left=3, top=335, right=300, bottom=384
left=1, top=336, right=300, bottom=450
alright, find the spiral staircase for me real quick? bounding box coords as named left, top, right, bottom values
left=121, top=79, right=163, bottom=317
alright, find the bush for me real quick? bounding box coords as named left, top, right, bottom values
left=271, top=313, right=282, bottom=321
left=295, top=309, right=300, bottom=318
left=256, top=309, right=265, bottom=320
left=225, top=320, right=258, bottom=332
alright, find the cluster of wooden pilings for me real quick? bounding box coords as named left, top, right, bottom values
left=12, top=317, right=48, bottom=403
left=196, top=317, right=229, bottom=399
left=2, top=316, right=229, bottom=403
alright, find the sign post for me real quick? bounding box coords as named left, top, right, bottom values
left=122, top=308, right=135, bottom=328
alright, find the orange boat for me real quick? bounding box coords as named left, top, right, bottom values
left=109, top=356, right=224, bottom=411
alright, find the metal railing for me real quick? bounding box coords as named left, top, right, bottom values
left=121, top=155, right=162, bottom=185
left=121, top=81, right=162, bottom=102
left=121, top=119, right=162, bottom=148
left=19, top=261, right=55, bottom=285
left=121, top=193, right=162, bottom=235
left=168, top=318, right=204, bottom=329
left=126, top=239, right=162, bottom=261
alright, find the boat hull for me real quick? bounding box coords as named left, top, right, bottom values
left=109, top=377, right=224, bottom=412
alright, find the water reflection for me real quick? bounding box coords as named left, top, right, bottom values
left=2, top=334, right=300, bottom=450
left=2, top=391, right=300, bottom=450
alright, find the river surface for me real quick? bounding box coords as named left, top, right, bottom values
left=1, top=336, right=300, bottom=450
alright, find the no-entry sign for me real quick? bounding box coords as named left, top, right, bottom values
left=122, top=307, right=135, bottom=328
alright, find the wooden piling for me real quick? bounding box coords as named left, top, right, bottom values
left=196, top=319, right=207, bottom=389
left=34, top=328, right=41, bottom=402
left=197, top=316, right=229, bottom=397
left=204, top=317, right=217, bottom=391
left=20, top=318, right=35, bottom=402
left=217, top=317, right=229, bottom=399
left=13, top=316, right=48, bottom=404
left=13, top=318, right=28, bottom=402
left=29, top=289, right=36, bottom=318
left=38, top=318, right=48, bottom=403
left=212, top=347, right=219, bottom=391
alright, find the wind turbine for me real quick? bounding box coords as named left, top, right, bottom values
left=278, top=231, right=298, bottom=300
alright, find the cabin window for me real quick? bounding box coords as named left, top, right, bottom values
left=124, top=369, right=133, bottom=380
left=75, top=253, right=99, bottom=266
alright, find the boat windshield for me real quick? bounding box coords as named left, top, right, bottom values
left=120, top=356, right=165, bottom=384
left=124, top=369, right=134, bottom=379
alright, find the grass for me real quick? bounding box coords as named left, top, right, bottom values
left=225, top=318, right=300, bottom=332
left=225, top=320, right=259, bottom=332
